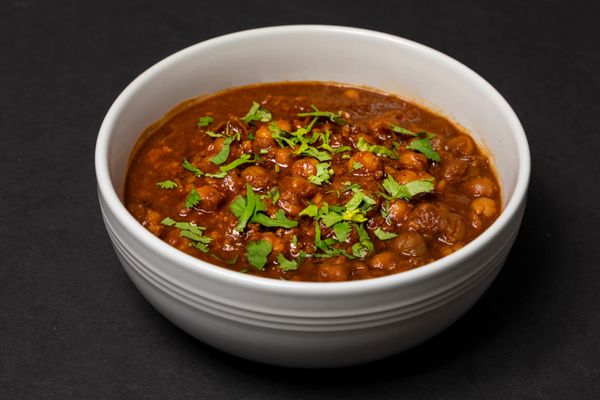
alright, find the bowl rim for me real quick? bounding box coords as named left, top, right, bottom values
left=95, top=24, right=530, bottom=295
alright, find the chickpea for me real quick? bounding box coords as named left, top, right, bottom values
left=344, top=89, right=360, bottom=99
left=390, top=231, right=427, bottom=257
left=260, top=232, right=285, bottom=255
left=367, top=251, right=399, bottom=273
left=470, top=197, right=498, bottom=218
left=144, top=210, right=164, bottom=236
left=194, top=185, right=225, bottom=212
left=317, top=262, right=350, bottom=282
left=438, top=212, right=468, bottom=245
left=393, top=169, right=419, bottom=184
left=398, top=150, right=428, bottom=171
left=275, top=119, right=291, bottom=132
left=274, top=147, right=294, bottom=168
left=447, top=135, right=475, bottom=156
left=464, top=176, right=497, bottom=198
left=254, top=125, right=274, bottom=150
left=387, top=200, right=411, bottom=224
left=347, top=151, right=382, bottom=174
left=291, top=157, right=319, bottom=178
left=240, top=165, right=275, bottom=191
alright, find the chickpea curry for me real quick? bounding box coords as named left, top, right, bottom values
left=125, top=82, right=501, bottom=282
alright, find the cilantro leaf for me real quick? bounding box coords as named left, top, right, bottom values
left=220, top=153, right=255, bottom=172
left=333, top=222, right=350, bottom=243
left=299, top=204, right=319, bottom=218
left=161, top=217, right=176, bottom=226
left=185, top=187, right=201, bottom=209
left=233, top=184, right=256, bottom=231
left=182, top=158, right=203, bottom=176
left=351, top=224, right=374, bottom=258
left=251, top=209, right=298, bottom=229
left=301, top=146, right=332, bottom=161
left=406, top=137, right=441, bottom=162
left=374, top=228, right=398, bottom=240
left=297, top=105, right=346, bottom=125
left=197, top=116, right=214, bottom=127
left=156, top=180, right=178, bottom=189
left=356, top=136, right=399, bottom=159
left=241, top=101, right=272, bottom=124
left=276, top=254, right=298, bottom=271
left=204, top=131, right=223, bottom=138
left=209, top=136, right=234, bottom=165
left=263, top=187, right=280, bottom=204
left=391, top=124, right=418, bottom=136
left=246, top=240, right=272, bottom=270
left=229, top=195, right=247, bottom=218
left=308, top=162, right=334, bottom=185
left=382, top=175, right=435, bottom=200
left=160, top=217, right=211, bottom=252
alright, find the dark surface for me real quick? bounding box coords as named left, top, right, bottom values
left=1, top=0, right=599, bottom=398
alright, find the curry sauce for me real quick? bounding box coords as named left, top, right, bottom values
left=125, top=82, right=500, bottom=281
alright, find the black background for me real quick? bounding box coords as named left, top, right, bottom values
left=2, top=1, right=599, bottom=399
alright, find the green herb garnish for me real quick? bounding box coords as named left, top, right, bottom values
left=182, top=158, right=203, bottom=176
left=406, top=137, right=441, bottom=162
left=382, top=175, right=435, bottom=200
left=197, top=116, right=214, bottom=127
left=156, top=180, right=178, bottom=189
left=356, top=136, right=399, bottom=159
left=185, top=187, right=201, bottom=209
left=241, top=101, right=272, bottom=124
left=276, top=254, right=298, bottom=271
left=308, top=162, right=334, bottom=185
left=391, top=124, right=418, bottom=136
left=246, top=240, right=273, bottom=270
left=160, top=217, right=211, bottom=252
left=374, top=228, right=398, bottom=240
left=209, top=136, right=234, bottom=165
left=297, top=105, right=346, bottom=125
left=230, top=184, right=298, bottom=231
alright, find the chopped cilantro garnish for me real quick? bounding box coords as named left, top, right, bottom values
left=352, top=161, right=364, bottom=171
left=185, top=187, right=201, bottom=209
left=276, top=254, right=298, bottom=271
left=197, top=116, right=214, bottom=127
left=231, top=184, right=256, bottom=231
left=356, top=136, right=399, bottom=159
left=160, top=217, right=211, bottom=252
left=308, top=162, right=334, bottom=185
left=301, top=146, right=332, bottom=161
left=209, top=136, right=234, bottom=165
left=299, top=203, right=319, bottom=218
left=251, top=209, right=298, bottom=229
left=297, top=105, right=346, bottom=125
left=246, top=240, right=272, bottom=270
left=406, top=137, right=441, bottom=162
left=230, top=184, right=298, bottom=231
left=156, top=180, right=177, bottom=189
left=204, top=131, right=223, bottom=138
left=220, top=153, right=255, bottom=172
left=382, top=175, right=435, bottom=200
left=182, top=158, right=203, bottom=176
left=351, top=224, right=374, bottom=258
left=241, top=101, right=272, bottom=124
left=263, top=186, right=280, bottom=204
left=391, top=124, right=418, bottom=136
left=374, top=228, right=398, bottom=240
left=333, top=222, right=350, bottom=243
left=340, top=182, right=362, bottom=193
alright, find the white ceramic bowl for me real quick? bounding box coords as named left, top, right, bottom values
left=95, top=25, right=530, bottom=367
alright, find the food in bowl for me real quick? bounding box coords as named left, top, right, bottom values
left=125, top=82, right=501, bottom=282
